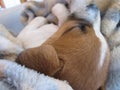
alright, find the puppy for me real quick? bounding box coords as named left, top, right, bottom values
left=16, top=4, right=110, bottom=90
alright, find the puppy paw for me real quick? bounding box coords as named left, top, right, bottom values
left=21, top=1, right=46, bottom=25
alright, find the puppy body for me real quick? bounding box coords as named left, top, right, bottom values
left=16, top=7, right=110, bottom=90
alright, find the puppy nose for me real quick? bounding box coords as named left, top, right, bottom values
left=87, top=4, right=98, bottom=11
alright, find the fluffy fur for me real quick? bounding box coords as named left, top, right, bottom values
left=16, top=5, right=110, bottom=90
left=17, top=4, right=69, bottom=49
left=19, top=0, right=120, bottom=90
left=0, top=4, right=69, bottom=60
left=0, top=4, right=72, bottom=90
left=0, top=0, right=120, bottom=90
left=0, top=60, right=73, bottom=90
left=21, top=0, right=119, bottom=25
left=101, top=1, right=120, bottom=90
left=21, top=0, right=68, bottom=25
left=0, top=24, right=23, bottom=61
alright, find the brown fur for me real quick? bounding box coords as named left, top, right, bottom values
left=16, top=17, right=110, bottom=90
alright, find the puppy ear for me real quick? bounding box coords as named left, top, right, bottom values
left=16, top=45, right=61, bottom=76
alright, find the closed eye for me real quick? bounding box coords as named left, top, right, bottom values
left=78, top=24, right=86, bottom=31
left=64, top=24, right=88, bottom=34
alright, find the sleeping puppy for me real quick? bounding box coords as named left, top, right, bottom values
left=16, top=4, right=110, bottom=90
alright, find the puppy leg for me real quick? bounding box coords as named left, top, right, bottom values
left=16, top=45, right=62, bottom=76
left=46, top=3, right=70, bottom=26
left=17, top=17, right=47, bottom=47
left=21, top=1, right=46, bottom=25
left=101, top=2, right=120, bottom=38
left=52, top=3, right=70, bottom=27
left=20, top=16, right=47, bottom=32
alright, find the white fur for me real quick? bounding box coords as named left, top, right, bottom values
left=0, top=60, right=73, bottom=90
left=52, top=4, right=70, bottom=26
left=93, top=11, right=108, bottom=68
left=17, top=4, right=69, bottom=49
left=105, top=46, right=120, bottom=90
left=0, top=4, right=72, bottom=90
left=17, top=21, right=58, bottom=49
left=68, top=0, right=112, bottom=13
left=109, top=27, right=120, bottom=48
left=2, top=0, right=120, bottom=90
left=101, top=1, right=120, bottom=90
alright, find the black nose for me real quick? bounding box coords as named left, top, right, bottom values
left=87, top=4, right=98, bottom=11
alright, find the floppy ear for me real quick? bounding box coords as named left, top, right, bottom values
left=16, top=45, right=61, bottom=76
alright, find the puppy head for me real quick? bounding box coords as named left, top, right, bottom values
left=52, top=6, right=109, bottom=69
left=58, top=17, right=96, bottom=42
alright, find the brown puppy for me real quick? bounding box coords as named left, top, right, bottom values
left=16, top=5, right=110, bottom=90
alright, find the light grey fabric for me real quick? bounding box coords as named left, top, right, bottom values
left=0, top=60, right=73, bottom=90
left=0, top=4, right=25, bottom=35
